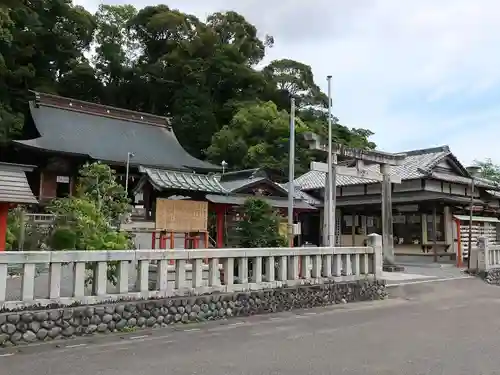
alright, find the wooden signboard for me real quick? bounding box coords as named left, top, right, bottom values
left=155, top=199, right=208, bottom=232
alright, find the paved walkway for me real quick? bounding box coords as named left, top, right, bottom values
left=384, top=264, right=471, bottom=285
left=2, top=278, right=499, bottom=375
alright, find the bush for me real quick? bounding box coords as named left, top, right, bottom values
left=234, top=197, right=287, bottom=248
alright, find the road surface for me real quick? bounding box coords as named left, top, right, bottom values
left=2, top=278, right=500, bottom=375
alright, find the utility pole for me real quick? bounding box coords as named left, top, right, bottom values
left=287, top=98, right=296, bottom=247
left=326, top=75, right=335, bottom=247
left=125, top=152, right=135, bottom=197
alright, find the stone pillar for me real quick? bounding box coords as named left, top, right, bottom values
left=380, top=164, right=394, bottom=265
left=322, top=175, right=329, bottom=246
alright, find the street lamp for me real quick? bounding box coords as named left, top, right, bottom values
left=125, top=152, right=135, bottom=195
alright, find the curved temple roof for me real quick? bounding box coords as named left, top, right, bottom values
left=14, top=93, right=220, bottom=172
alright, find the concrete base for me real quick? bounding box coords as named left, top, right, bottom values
left=383, top=264, right=405, bottom=272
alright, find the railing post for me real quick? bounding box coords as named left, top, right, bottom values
left=0, top=263, right=6, bottom=302
left=238, top=256, right=249, bottom=284
left=367, top=233, right=383, bottom=278
left=22, top=263, right=36, bottom=300
left=253, top=256, right=263, bottom=283
left=117, top=260, right=129, bottom=294
left=192, top=258, right=203, bottom=288
left=478, top=236, right=489, bottom=272
left=223, top=258, right=234, bottom=286
left=73, top=262, right=86, bottom=298
left=277, top=256, right=287, bottom=281
left=288, top=255, right=299, bottom=280
left=323, top=254, right=333, bottom=277
left=312, top=255, right=321, bottom=278
left=49, top=262, right=62, bottom=299
left=175, top=259, right=186, bottom=290
left=265, top=256, right=275, bottom=282
left=137, top=259, right=150, bottom=293
left=300, top=255, right=311, bottom=279
left=208, top=258, right=219, bottom=286
left=93, top=261, right=108, bottom=296
left=156, top=259, right=169, bottom=292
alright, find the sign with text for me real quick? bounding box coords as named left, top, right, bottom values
left=155, top=199, right=208, bottom=232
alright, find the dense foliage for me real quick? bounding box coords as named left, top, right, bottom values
left=234, top=198, right=287, bottom=248
left=474, top=159, right=500, bottom=183
left=0, top=1, right=375, bottom=179
left=48, top=162, right=132, bottom=252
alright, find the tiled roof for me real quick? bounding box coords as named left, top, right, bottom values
left=0, top=163, right=38, bottom=204
left=278, top=183, right=321, bottom=205
left=217, top=168, right=319, bottom=204
left=139, top=167, right=228, bottom=193
left=15, top=93, right=219, bottom=171
left=294, top=145, right=490, bottom=191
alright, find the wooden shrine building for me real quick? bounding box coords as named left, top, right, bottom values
left=5, top=92, right=314, bottom=249
left=293, top=146, right=500, bottom=263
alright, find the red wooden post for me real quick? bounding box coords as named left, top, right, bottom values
left=151, top=232, right=156, bottom=249
left=0, top=203, right=9, bottom=251
left=215, top=205, right=225, bottom=248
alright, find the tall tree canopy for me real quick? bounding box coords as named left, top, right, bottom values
left=474, top=159, right=500, bottom=183
left=0, top=1, right=375, bottom=178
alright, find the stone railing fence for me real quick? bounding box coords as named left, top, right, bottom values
left=475, top=237, right=500, bottom=272
left=0, top=234, right=382, bottom=311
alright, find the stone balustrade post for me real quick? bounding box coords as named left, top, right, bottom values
left=478, top=236, right=489, bottom=272
left=367, top=233, right=383, bottom=278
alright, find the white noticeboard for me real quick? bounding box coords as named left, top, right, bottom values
left=56, top=175, right=70, bottom=183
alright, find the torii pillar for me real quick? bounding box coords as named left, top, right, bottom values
left=304, top=133, right=406, bottom=270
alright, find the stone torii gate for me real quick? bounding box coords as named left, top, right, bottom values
left=304, top=132, right=406, bottom=269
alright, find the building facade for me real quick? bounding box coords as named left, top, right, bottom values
left=294, top=146, right=500, bottom=261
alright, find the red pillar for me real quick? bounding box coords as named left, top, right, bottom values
left=0, top=203, right=9, bottom=251
left=215, top=205, right=225, bottom=248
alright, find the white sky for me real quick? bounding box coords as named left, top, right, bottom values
left=76, top=0, right=500, bottom=166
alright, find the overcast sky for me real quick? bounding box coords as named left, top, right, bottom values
left=75, top=0, right=500, bottom=166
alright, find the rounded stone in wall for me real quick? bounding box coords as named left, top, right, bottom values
left=97, top=323, right=108, bottom=333
left=115, top=305, right=125, bottom=314
left=7, top=315, right=20, bottom=324
left=2, top=323, right=16, bottom=335
left=85, top=325, right=97, bottom=334
left=10, top=332, right=22, bottom=344
left=36, top=328, right=48, bottom=340
left=29, top=321, right=41, bottom=333
left=137, top=317, right=146, bottom=327
left=21, top=313, right=33, bottom=323
left=127, top=318, right=137, bottom=327
left=22, top=331, right=37, bottom=342
left=48, top=327, right=62, bottom=338
left=102, top=314, right=113, bottom=324
left=0, top=333, right=9, bottom=345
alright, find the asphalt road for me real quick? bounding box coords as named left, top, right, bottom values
left=2, top=278, right=500, bottom=375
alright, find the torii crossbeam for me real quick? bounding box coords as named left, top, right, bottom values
left=304, top=132, right=406, bottom=269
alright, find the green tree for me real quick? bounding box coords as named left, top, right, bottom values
left=263, top=59, right=327, bottom=109
left=76, top=162, right=131, bottom=225
left=474, top=159, right=500, bottom=182
left=48, top=162, right=132, bottom=284
left=206, top=101, right=314, bottom=179
left=0, top=2, right=375, bottom=171
left=234, top=197, right=286, bottom=248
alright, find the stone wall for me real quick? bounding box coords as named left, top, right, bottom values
left=0, top=280, right=386, bottom=347
left=482, top=269, right=500, bottom=285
